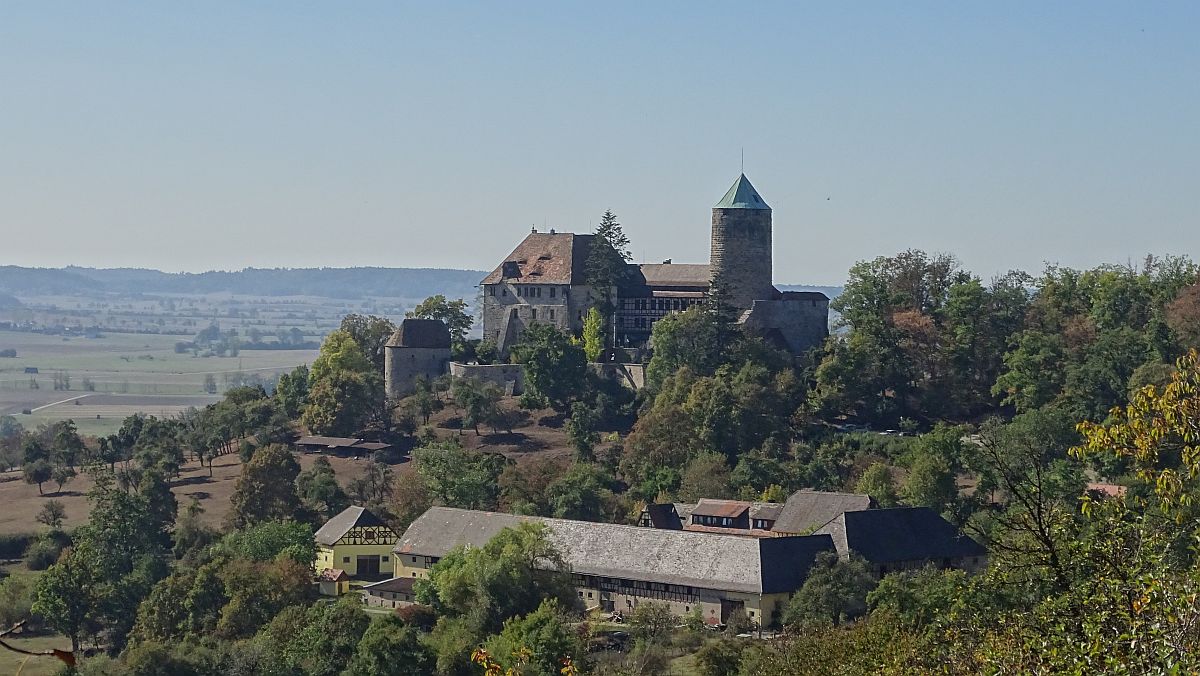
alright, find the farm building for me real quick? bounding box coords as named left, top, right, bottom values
left=814, top=507, right=988, bottom=576
left=390, top=506, right=836, bottom=627
left=639, top=489, right=877, bottom=537
left=294, top=435, right=392, bottom=457
left=314, top=505, right=398, bottom=580
left=317, top=568, right=350, bottom=596
left=362, top=577, right=417, bottom=609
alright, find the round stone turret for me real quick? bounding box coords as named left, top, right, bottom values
left=710, top=173, right=774, bottom=310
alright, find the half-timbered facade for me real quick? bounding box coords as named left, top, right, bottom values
left=314, top=505, right=398, bottom=580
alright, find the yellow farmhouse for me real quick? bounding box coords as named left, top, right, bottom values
left=314, top=505, right=398, bottom=580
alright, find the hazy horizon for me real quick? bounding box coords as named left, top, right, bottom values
left=2, top=3, right=1197, bottom=286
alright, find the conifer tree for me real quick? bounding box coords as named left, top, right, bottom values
left=586, top=210, right=632, bottom=345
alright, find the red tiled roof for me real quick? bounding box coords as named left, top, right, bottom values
left=690, top=499, right=751, bottom=519
left=480, top=232, right=595, bottom=285
left=318, top=568, right=348, bottom=582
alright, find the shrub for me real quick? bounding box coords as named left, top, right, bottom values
left=395, top=604, right=437, bottom=631
left=0, top=574, right=35, bottom=628
left=24, top=537, right=63, bottom=570
left=0, top=533, right=35, bottom=560
left=695, top=637, right=747, bottom=676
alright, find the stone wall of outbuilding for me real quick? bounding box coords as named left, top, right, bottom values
left=449, top=362, right=526, bottom=395
left=740, top=294, right=830, bottom=354
left=385, top=346, right=451, bottom=398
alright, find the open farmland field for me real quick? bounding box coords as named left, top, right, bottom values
left=0, top=452, right=374, bottom=535
left=6, top=292, right=413, bottom=339
left=0, top=634, right=72, bottom=676
left=0, top=329, right=317, bottom=434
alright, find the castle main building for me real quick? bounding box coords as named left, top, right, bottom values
left=480, top=173, right=829, bottom=357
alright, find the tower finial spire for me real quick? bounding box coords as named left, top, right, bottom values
left=740, top=147, right=744, bottom=173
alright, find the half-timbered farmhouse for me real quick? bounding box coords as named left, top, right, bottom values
left=314, top=505, right=398, bottom=580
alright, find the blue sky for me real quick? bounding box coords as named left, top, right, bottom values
left=1, top=2, right=1196, bottom=284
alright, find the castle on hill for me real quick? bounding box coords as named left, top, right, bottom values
left=479, top=173, right=829, bottom=357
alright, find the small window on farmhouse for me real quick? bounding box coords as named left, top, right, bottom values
left=531, top=308, right=537, bottom=320
left=382, top=556, right=388, bottom=562
left=502, top=288, right=507, bottom=296
left=549, top=309, right=555, bottom=320
left=550, top=287, right=556, bottom=298
left=488, top=287, right=495, bottom=296
left=342, top=557, right=350, bottom=563
left=412, top=556, right=418, bottom=563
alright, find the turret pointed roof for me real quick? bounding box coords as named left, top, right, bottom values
left=715, top=173, right=770, bottom=210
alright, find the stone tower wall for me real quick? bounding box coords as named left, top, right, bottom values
left=385, top=346, right=451, bottom=398
left=710, top=208, right=774, bottom=310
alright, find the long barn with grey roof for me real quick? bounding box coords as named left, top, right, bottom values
left=815, top=507, right=988, bottom=576
left=391, top=506, right=835, bottom=627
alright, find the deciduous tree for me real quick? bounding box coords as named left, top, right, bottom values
left=408, top=295, right=473, bottom=345
left=510, top=323, right=586, bottom=412
left=228, top=444, right=303, bottom=528
left=782, top=551, right=876, bottom=627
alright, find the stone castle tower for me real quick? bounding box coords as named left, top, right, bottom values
left=710, top=173, right=775, bottom=310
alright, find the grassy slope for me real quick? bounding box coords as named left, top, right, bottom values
left=0, top=453, right=371, bottom=535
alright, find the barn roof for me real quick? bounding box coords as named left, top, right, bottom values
left=315, top=505, right=391, bottom=546
left=363, top=577, right=416, bottom=594
left=396, top=506, right=835, bottom=594
left=815, top=507, right=987, bottom=564
left=772, top=490, right=876, bottom=535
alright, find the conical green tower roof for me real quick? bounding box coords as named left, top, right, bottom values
left=714, top=173, right=770, bottom=210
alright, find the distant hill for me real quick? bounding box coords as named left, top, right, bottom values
left=0, top=265, right=840, bottom=305
left=0, top=266, right=486, bottom=300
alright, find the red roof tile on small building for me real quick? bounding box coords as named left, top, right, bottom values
left=318, top=568, right=348, bottom=582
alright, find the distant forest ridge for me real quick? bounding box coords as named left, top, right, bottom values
left=0, top=266, right=486, bottom=300
left=0, top=265, right=843, bottom=301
